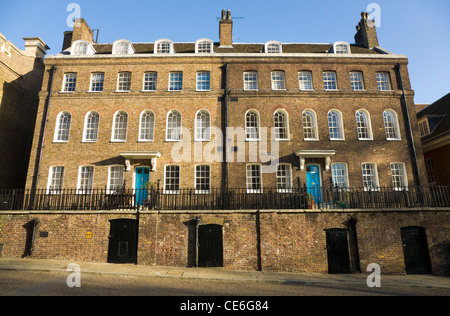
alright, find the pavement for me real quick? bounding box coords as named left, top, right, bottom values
left=0, top=258, right=449, bottom=290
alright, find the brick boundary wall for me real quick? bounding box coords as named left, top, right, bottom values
left=0, top=209, right=448, bottom=276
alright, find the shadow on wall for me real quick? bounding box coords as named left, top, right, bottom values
left=0, top=58, right=45, bottom=189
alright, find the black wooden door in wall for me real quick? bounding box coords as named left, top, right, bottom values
left=401, top=226, right=432, bottom=275
left=107, top=219, right=138, bottom=264
left=325, top=228, right=351, bottom=274
left=198, top=224, right=223, bottom=267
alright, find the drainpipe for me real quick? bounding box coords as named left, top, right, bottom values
left=31, top=65, right=56, bottom=190
left=224, top=62, right=229, bottom=190
left=395, top=63, right=421, bottom=187
left=30, top=65, right=56, bottom=204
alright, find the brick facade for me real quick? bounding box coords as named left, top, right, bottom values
left=1, top=210, right=449, bottom=276
left=25, top=12, right=427, bottom=194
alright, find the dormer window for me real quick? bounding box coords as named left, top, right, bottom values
left=418, top=118, right=430, bottom=137
left=155, top=39, right=174, bottom=54
left=112, top=40, right=135, bottom=55
left=331, top=41, right=351, bottom=54
left=71, top=40, right=95, bottom=55
left=265, top=41, right=282, bottom=53
left=195, top=39, right=214, bottom=53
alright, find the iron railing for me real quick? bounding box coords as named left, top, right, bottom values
left=0, top=185, right=449, bottom=211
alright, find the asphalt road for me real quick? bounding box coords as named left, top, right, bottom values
left=0, top=270, right=449, bottom=297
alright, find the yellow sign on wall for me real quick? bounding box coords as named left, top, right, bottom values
left=86, top=232, right=92, bottom=239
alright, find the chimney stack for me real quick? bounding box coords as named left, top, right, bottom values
left=62, top=18, right=94, bottom=51
left=354, top=12, right=379, bottom=49
left=219, top=9, right=233, bottom=47
left=22, top=37, right=50, bottom=59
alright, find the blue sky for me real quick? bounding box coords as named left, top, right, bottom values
left=1, top=0, right=449, bottom=104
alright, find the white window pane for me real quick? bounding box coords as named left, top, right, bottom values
left=167, top=111, right=181, bottom=140
left=246, top=165, right=262, bottom=193
left=244, top=72, right=258, bottom=90
left=276, top=164, right=292, bottom=193
left=299, top=72, right=313, bottom=91
left=143, top=72, right=157, bottom=91
left=165, top=165, right=180, bottom=193
left=140, top=111, right=155, bottom=141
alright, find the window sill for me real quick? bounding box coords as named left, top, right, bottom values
left=87, top=91, right=103, bottom=93
left=115, top=90, right=130, bottom=93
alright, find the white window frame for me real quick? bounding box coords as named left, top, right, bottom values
left=154, top=39, right=174, bottom=54
left=112, top=40, right=135, bottom=55
left=195, top=39, right=214, bottom=54
left=47, top=166, right=65, bottom=194
left=70, top=40, right=95, bottom=55
left=274, top=109, right=290, bottom=141
left=139, top=110, right=155, bottom=142
left=169, top=72, right=183, bottom=91
left=53, top=111, right=72, bottom=143
left=276, top=164, right=292, bottom=193
left=327, top=110, right=345, bottom=140
left=82, top=111, right=100, bottom=142
left=383, top=110, right=401, bottom=140
left=361, top=162, right=379, bottom=191
left=245, top=109, right=260, bottom=141
left=196, top=72, right=211, bottom=91
left=143, top=72, right=157, bottom=91
left=302, top=109, right=319, bottom=141
left=298, top=71, right=314, bottom=91
left=390, top=162, right=408, bottom=191
left=77, top=165, right=95, bottom=194
left=108, top=165, right=125, bottom=193
left=116, top=72, right=131, bottom=92
left=332, top=41, right=351, bottom=54
left=62, top=73, right=77, bottom=92
left=350, top=72, right=365, bottom=91
left=418, top=118, right=430, bottom=137
left=271, top=71, right=286, bottom=90
left=331, top=163, right=349, bottom=189
left=111, top=110, right=128, bottom=142
left=246, top=164, right=262, bottom=194
left=376, top=72, right=393, bottom=91
left=195, top=110, right=211, bottom=141
left=323, top=71, right=338, bottom=91
left=243, top=71, right=258, bottom=91
left=166, top=110, right=182, bottom=141
left=164, top=165, right=180, bottom=194
left=194, top=164, right=211, bottom=194
left=89, top=72, right=104, bottom=92
left=356, top=110, right=373, bottom=140
left=265, top=41, right=282, bottom=54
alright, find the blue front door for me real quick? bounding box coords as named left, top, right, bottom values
left=135, top=167, right=150, bottom=205
left=306, top=164, right=322, bottom=203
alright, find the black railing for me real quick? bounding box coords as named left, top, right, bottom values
left=0, top=186, right=449, bottom=211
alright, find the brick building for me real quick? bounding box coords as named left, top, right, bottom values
left=25, top=11, right=427, bottom=196
left=417, top=93, right=450, bottom=185
left=0, top=33, right=49, bottom=189
left=5, top=11, right=447, bottom=276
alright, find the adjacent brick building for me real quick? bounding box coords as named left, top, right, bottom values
left=0, top=33, right=49, bottom=189
left=417, top=93, right=450, bottom=185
